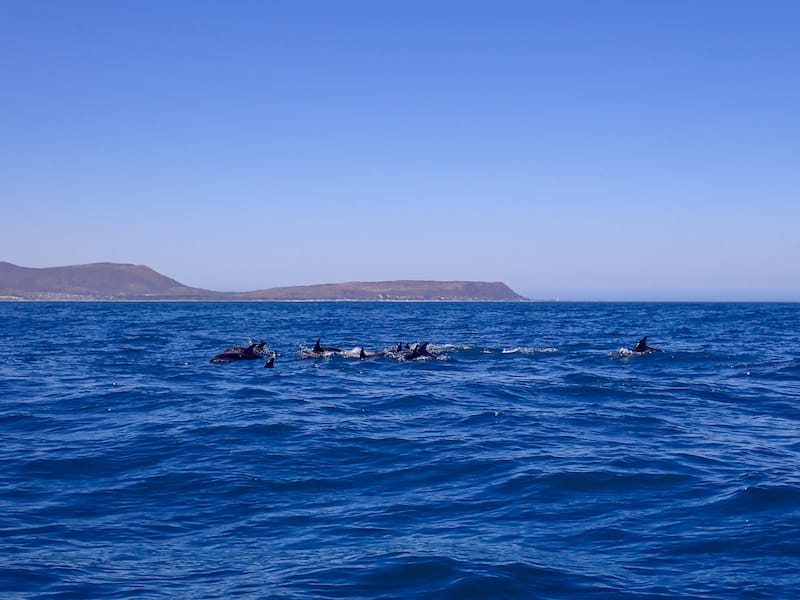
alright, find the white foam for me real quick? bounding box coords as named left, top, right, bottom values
left=502, top=347, right=558, bottom=355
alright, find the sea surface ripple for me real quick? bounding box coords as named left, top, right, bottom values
left=1, top=302, right=799, bottom=599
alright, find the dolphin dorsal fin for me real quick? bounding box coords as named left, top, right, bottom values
left=314, top=339, right=322, bottom=353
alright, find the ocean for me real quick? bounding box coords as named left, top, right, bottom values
left=1, top=302, right=798, bottom=599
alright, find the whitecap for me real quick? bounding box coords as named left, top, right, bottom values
left=502, top=347, right=558, bottom=355
left=340, top=347, right=363, bottom=359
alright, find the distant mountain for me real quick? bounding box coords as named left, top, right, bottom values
left=0, top=262, right=528, bottom=302
left=0, top=261, right=219, bottom=300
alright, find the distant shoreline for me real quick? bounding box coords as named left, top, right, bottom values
left=3, top=297, right=795, bottom=304
left=0, top=262, right=529, bottom=302
left=0, top=297, right=536, bottom=303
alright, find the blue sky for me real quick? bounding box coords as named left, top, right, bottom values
left=2, top=1, right=798, bottom=300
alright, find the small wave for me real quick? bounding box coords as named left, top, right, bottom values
left=428, top=343, right=462, bottom=354
left=711, top=483, right=800, bottom=515
left=339, top=347, right=365, bottom=359
left=501, top=347, right=558, bottom=355
left=613, top=347, right=663, bottom=358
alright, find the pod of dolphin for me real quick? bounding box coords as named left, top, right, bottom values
left=209, top=336, right=661, bottom=368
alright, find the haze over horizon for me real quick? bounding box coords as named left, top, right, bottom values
left=2, top=1, right=798, bottom=301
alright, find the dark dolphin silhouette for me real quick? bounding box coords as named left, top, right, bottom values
left=633, top=336, right=663, bottom=353
left=313, top=339, right=342, bottom=354
left=264, top=355, right=275, bottom=368
left=359, top=347, right=388, bottom=359
left=210, top=342, right=269, bottom=363
left=403, top=342, right=435, bottom=360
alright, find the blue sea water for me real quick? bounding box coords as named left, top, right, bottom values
left=1, top=302, right=799, bottom=599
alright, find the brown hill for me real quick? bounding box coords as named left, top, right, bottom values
left=240, top=280, right=526, bottom=301
left=0, top=262, right=528, bottom=301
left=0, top=262, right=218, bottom=300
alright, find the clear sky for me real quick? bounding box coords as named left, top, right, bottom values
left=2, top=1, right=798, bottom=301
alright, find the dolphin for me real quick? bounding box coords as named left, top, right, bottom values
left=210, top=341, right=269, bottom=363
left=264, top=355, right=275, bottom=368
left=632, top=336, right=663, bottom=353
left=403, top=342, right=435, bottom=360
left=359, top=347, right=387, bottom=359
left=313, top=339, right=342, bottom=354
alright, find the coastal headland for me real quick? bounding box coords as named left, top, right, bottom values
left=0, top=262, right=528, bottom=302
